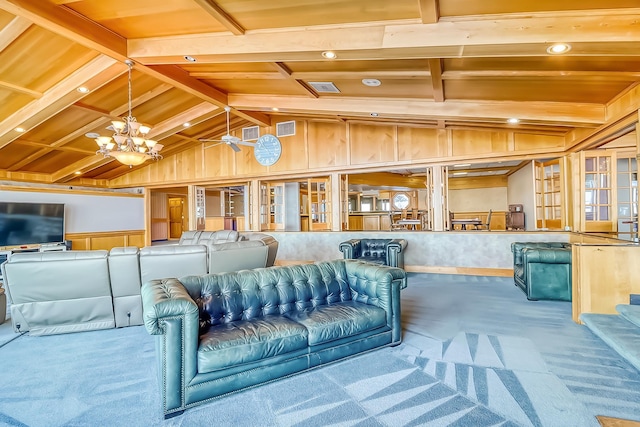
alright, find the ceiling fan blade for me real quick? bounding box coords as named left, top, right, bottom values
left=203, top=141, right=223, bottom=149
left=229, top=142, right=241, bottom=152
left=236, top=140, right=256, bottom=147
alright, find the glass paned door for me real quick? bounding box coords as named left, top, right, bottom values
left=616, top=156, right=638, bottom=242
left=581, top=151, right=616, bottom=232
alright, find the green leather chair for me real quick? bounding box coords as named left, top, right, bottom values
left=339, top=238, right=408, bottom=269
left=511, top=242, right=572, bottom=301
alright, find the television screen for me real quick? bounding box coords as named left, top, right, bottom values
left=0, top=202, right=65, bottom=247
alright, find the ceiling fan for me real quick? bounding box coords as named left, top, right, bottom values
left=199, top=106, right=255, bottom=152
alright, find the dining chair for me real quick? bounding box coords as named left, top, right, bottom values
left=480, top=209, right=493, bottom=230
left=389, top=212, right=403, bottom=230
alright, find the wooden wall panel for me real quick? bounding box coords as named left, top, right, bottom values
left=150, top=156, right=177, bottom=184
left=175, top=148, right=201, bottom=181
left=150, top=192, right=168, bottom=240
left=398, top=127, right=446, bottom=161
left=606, top=84, right=640, bottom=122
left=572, top=244, right=640, bottom=322
left=204, top=143, right=235, bottom=178
left=307, top=121, right=348, bottom=168
left=449, top=175, right=507, bottom=189
left=451, top=130, right=509, bottom=156
left=271, top=120, right=308, bottom=172
left=349, top=123, right=395, bottom=165
left=514, top=133, right=564, bottom=151
left=235, top=142, right=262, bottom=176
left=66, top=230, right=145, bottom=251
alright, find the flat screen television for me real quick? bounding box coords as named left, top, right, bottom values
left=0, top=202, right=65, bottom=247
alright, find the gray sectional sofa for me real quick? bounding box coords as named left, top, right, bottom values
left=141, top=259, right=407, bottom=418
left=1, top=231, right=278, bottom=335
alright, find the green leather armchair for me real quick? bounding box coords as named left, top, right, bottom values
left=511, top=242, right=572, bottom=301
left=339, top=238, right=408, bottom=269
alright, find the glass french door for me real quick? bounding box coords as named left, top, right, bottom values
left=580, top=151, right=616, bottom=233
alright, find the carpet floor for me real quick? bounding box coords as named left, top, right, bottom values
left=0, top=272, right=639, bottom=426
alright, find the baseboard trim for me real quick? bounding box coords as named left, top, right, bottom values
left=404, top=265, right=513, bottom=277
left=274, top=260, right=513, bottom=277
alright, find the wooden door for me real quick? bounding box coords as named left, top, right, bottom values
left=169, top=197, right=184, bottom=239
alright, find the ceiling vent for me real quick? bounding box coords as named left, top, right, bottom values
left=242, top=126, right=259, bottom=141
left=308, top=81, right=340, bottom=93
left=276, top=121, right=296, bottom=137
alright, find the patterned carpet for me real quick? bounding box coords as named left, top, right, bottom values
left=0, top=273, right=638, bottom=426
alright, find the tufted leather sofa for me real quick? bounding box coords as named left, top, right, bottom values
left=141, top=259, right=407, bottom=418
left=339, top=238, right=408, bottom=268
left=511, top=242, right=572, bottom=301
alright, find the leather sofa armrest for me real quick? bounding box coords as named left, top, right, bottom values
left=339, top=239, right=362, bottom=259
left=523, top=247, right=571, bottom=264
left=386, top=239, right=407, bottom=269
left=344, top=260, right=406, bottom=343
left=141, top=278, right=200, bottom=415
left=141, top=278, right=199, bottom=336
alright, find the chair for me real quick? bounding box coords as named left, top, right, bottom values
left=389, top=211, right=404, bottom=230
left=339, top=238, right=408, bottom=269
left=479, top=209, right=493, bottom=230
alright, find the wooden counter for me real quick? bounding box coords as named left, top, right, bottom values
left=348, top=212, right=391, bottom=231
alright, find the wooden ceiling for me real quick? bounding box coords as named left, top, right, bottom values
left=0, top=0, right=639, bottom=185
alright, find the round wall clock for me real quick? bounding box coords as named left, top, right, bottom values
left=254, top=134, right=282, bottom=166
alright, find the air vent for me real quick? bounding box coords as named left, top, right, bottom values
left=308, top=81, right=340, bottom=93
left=276, top=121, right=296, bottom=137
left=242, top=126, right=259, bottom=141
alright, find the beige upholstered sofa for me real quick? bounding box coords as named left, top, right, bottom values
left=0, top=231, right=279, bottom=336
left=2, top=251, right=116, bottom=335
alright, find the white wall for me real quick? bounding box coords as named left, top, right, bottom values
left=449, top=187, right=507, bottom=212
left=0, top=190, right=144, bottom=233
left=507, top=161, right=536, bottom=230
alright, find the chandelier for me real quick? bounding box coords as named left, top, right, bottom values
left=90, top=60, right=163, bottom=167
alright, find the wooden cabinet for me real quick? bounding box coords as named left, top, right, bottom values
left=363, top=215, right=380, bottom=230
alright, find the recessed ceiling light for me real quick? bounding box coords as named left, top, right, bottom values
left=184, top=55, right=197, bottom=62
left=370, top=112, right=379, bottom=117
left=76, top=86, right=90, bottom=93
left=453, top=163, right=471, bottom=167
left=452, top=172, right=468, bottom=176
left=14, top=127, right=25, bottom=133
left=546, top=43, right=571, bottom=54
left=272, top=107, right=279, bottom=112
left=321, top=51, right=337, bottom=59
left=182, top=122, right=191, bottom=128
left=362, top=79, right=381, bottom=87
left=74, top=171, right=82, bottom=175
left=507, top=118, right=520, bottom=124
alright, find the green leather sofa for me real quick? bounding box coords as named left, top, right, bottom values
left=141, top=259, right=407, bottom=418
left=339, top=238, right=408, bottom=268
left=511, top=242, right=572, bottom=301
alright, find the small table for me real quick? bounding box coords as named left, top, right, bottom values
left=397, top=219, right=421, bottom=230
left=451, top=219, right=482, bottom=230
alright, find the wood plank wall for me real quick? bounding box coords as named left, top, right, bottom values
left=66, top=230, right=145, bottom=251
left=109, top=120, right=567, bottom=188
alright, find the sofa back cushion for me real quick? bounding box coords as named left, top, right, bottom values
left=511, top=242, right=570, bottom=265
left=139, top=245, right=208, bottom=284
left=180, top=261, right=352, bottom=332
left=206, top=240, right=269, bottom=273
left=197, top=230, right=239, bottom=245
left=360, top=239, right=391, bottom=259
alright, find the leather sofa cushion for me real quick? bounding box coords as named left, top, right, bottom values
left=357, top=256, right=387, bottom=266
left=284, top=301, right=387, bottom=345
left=198, top=314, right=308, bottom=373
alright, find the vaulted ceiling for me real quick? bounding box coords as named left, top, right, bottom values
left=0, top=0, right=639, bottom=185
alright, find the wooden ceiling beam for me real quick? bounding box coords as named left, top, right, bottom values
left=0, top=15, right=31, bottom=51
left=147, top=102, right=220, bottom=141
left=428, top=59, right=444, bottom=102
left=0, top=55, right=125, bottom=149
left=128, top=13, right=640, bottom=62
left=0, top=0, right=127, bottom=60
left=50, top=154, right=113, bottom=183
left=272, top=62, right=318, bottom=98
left=0, top=79, right=42, bottom=97
left=418, top=0, right=440, bottom=24
left=192, top=0, right=245, bottom=35
left=442, top=70, right=640, bottom=81
left=229, top=94, right=605, bottom=125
